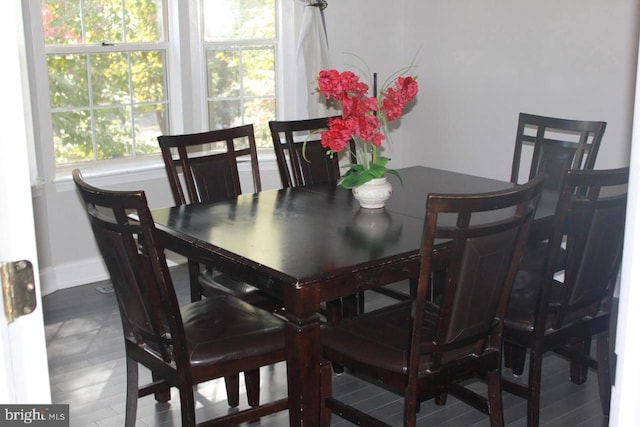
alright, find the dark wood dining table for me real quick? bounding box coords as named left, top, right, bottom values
left=151, top=166, right=556, bottom=427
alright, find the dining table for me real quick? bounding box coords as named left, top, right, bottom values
left=151, top=165, right=556, bottom=427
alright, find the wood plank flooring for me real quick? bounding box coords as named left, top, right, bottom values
left=43, top=264, right=609, bottom=426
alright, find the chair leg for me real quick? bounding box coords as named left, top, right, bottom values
left=357, top=291, right=365, bottom=315
left=487, top=369, right=505, bottom=427
left=569, top=338, right=591, bottom=384
left=188, top=259, right=202, bottom=302
left=151, top=372, right=171, bottom=403
left=325, top=299, right=345, bottom=374
left=325, top=299, right=343, bottom=325
left=504, top=342, right=527, bottom=376
left=409, top=276, right=418, bottom=298
left=244, top=369, right=261, bottom=408
left=224, top=374, right=240, bottom=408
left=179, top=385, right=197, bottom=426
left=596, top=332, right=612, bottom=415
left=125, top=357, right=139, bottom=427
left=527, top=346, right=544, bottom=427
left=403, top=387, right=418, bottom=427
left=342, top=294, right=359, bottom=318
left=320, top=360, right=333, bottom=427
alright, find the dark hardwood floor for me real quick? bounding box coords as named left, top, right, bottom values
left=43, top=264, right=609, bottom=426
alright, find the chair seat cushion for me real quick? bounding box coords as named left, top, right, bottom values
left=505, top=270, right=565, bottom=331
left=322, top=301, right=412, bottom=375
left=181, top=295, right=285, bottom=367
left=322, top=301, right=491, bottom=376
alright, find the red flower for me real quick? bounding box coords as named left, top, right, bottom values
left=381, top=77, right=419, bottom=121
left=316, top=69, right=418, bottom=154
left=321, top=118, right=353, bottom=152
left=318, top=70, right=369, bottom=101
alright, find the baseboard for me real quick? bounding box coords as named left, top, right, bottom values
left=40, top=257, right=109, bottom=296
left=40, top=254, right=187, bottom=296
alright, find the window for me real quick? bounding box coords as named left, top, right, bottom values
left=42, top=0, right=169, bottom=166
left=202, top=0, right=277, bottom=148
left=35, top=0, right=286, bottom=173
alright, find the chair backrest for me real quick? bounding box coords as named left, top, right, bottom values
left=269, top=117, right=354, bottom=188
left=158, top=124, right=261, bottom=205
left=72, top=169, right=189, bottom=371
left=410, top=175, right=545, bottom=370
left=544, top=167, right=628, bottom=329
left=510, top=113, right=606, bottom=192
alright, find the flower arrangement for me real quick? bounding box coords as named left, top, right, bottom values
left=316, top=67, right=418, bottom=189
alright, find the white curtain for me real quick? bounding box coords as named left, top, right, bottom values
left=294, top=0, right=337, bottom=119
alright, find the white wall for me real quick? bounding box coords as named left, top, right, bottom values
left=31, top=0, right=639, bottom=294
left=398, top=0, right=638, bottom=178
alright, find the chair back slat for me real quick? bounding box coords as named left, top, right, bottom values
left=511, top=113, right=606, bottom=192
left=158, top=124, right=261, bottom=205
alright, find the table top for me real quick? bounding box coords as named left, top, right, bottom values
left=152, top=166, right=554, bottom=294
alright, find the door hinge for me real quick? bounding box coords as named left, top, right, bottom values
left=1, top=260, right=37, bottom=324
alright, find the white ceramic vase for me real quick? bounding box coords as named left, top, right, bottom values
left=352, top=177, right=393, bottom=209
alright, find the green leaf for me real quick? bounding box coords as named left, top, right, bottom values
left=340, top=173, right=375, bottom=188
left=387, top=168, right=402, bottom=184
left=372, top=156, right=390, bottom=168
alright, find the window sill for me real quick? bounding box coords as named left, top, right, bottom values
left=53, top=152, right=279, bottom=193
left=53, top=156, right=168, bottom=192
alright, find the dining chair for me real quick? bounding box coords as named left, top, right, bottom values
left=157, top=125, right=280, bottom=309
left=269, top=117, right=410, bottom=320
left=502, top=167, right=628, bottom=427
left=72, top=169, right=288, bottom=426
left=158, top=126, right=283, bottom=410
left=319, top=175, right=546, bottom=427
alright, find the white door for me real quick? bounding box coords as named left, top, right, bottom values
left=0, top=0, right=51, bottom=403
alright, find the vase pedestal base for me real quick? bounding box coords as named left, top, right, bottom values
left=352, top=177, right=393, bottom=209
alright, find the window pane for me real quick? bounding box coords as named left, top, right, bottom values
left=83, top=0, right=125, bottom=44
left=243, top=47, right=275, bottom=97
left=240, top=0, right=275, bottom=38
left=90, top=53, right=130, bottom=106
left=207, top=49, right=240, bottom=98
left=131, top=51, right=166, bottom=103
left=94, top=107, right=133, bottom=160
left=42, top=0, right=83, bottom=45
left=52, top=110, right=92, bottom=164
left=125, top=0, right=165, bottom=42
left=47, top=54, right=89, bottom=109
left=208, top=100, right=242, bottom=130
left=134, top=105, right=167, bottom=155
left=203, top=0, right=275, bottom=41
left=203, top=0, right=239, bottom=40
left=244, top=98, right=275, bottom=147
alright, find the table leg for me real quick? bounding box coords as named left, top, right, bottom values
left=285, top=309, right=322, bottom=426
